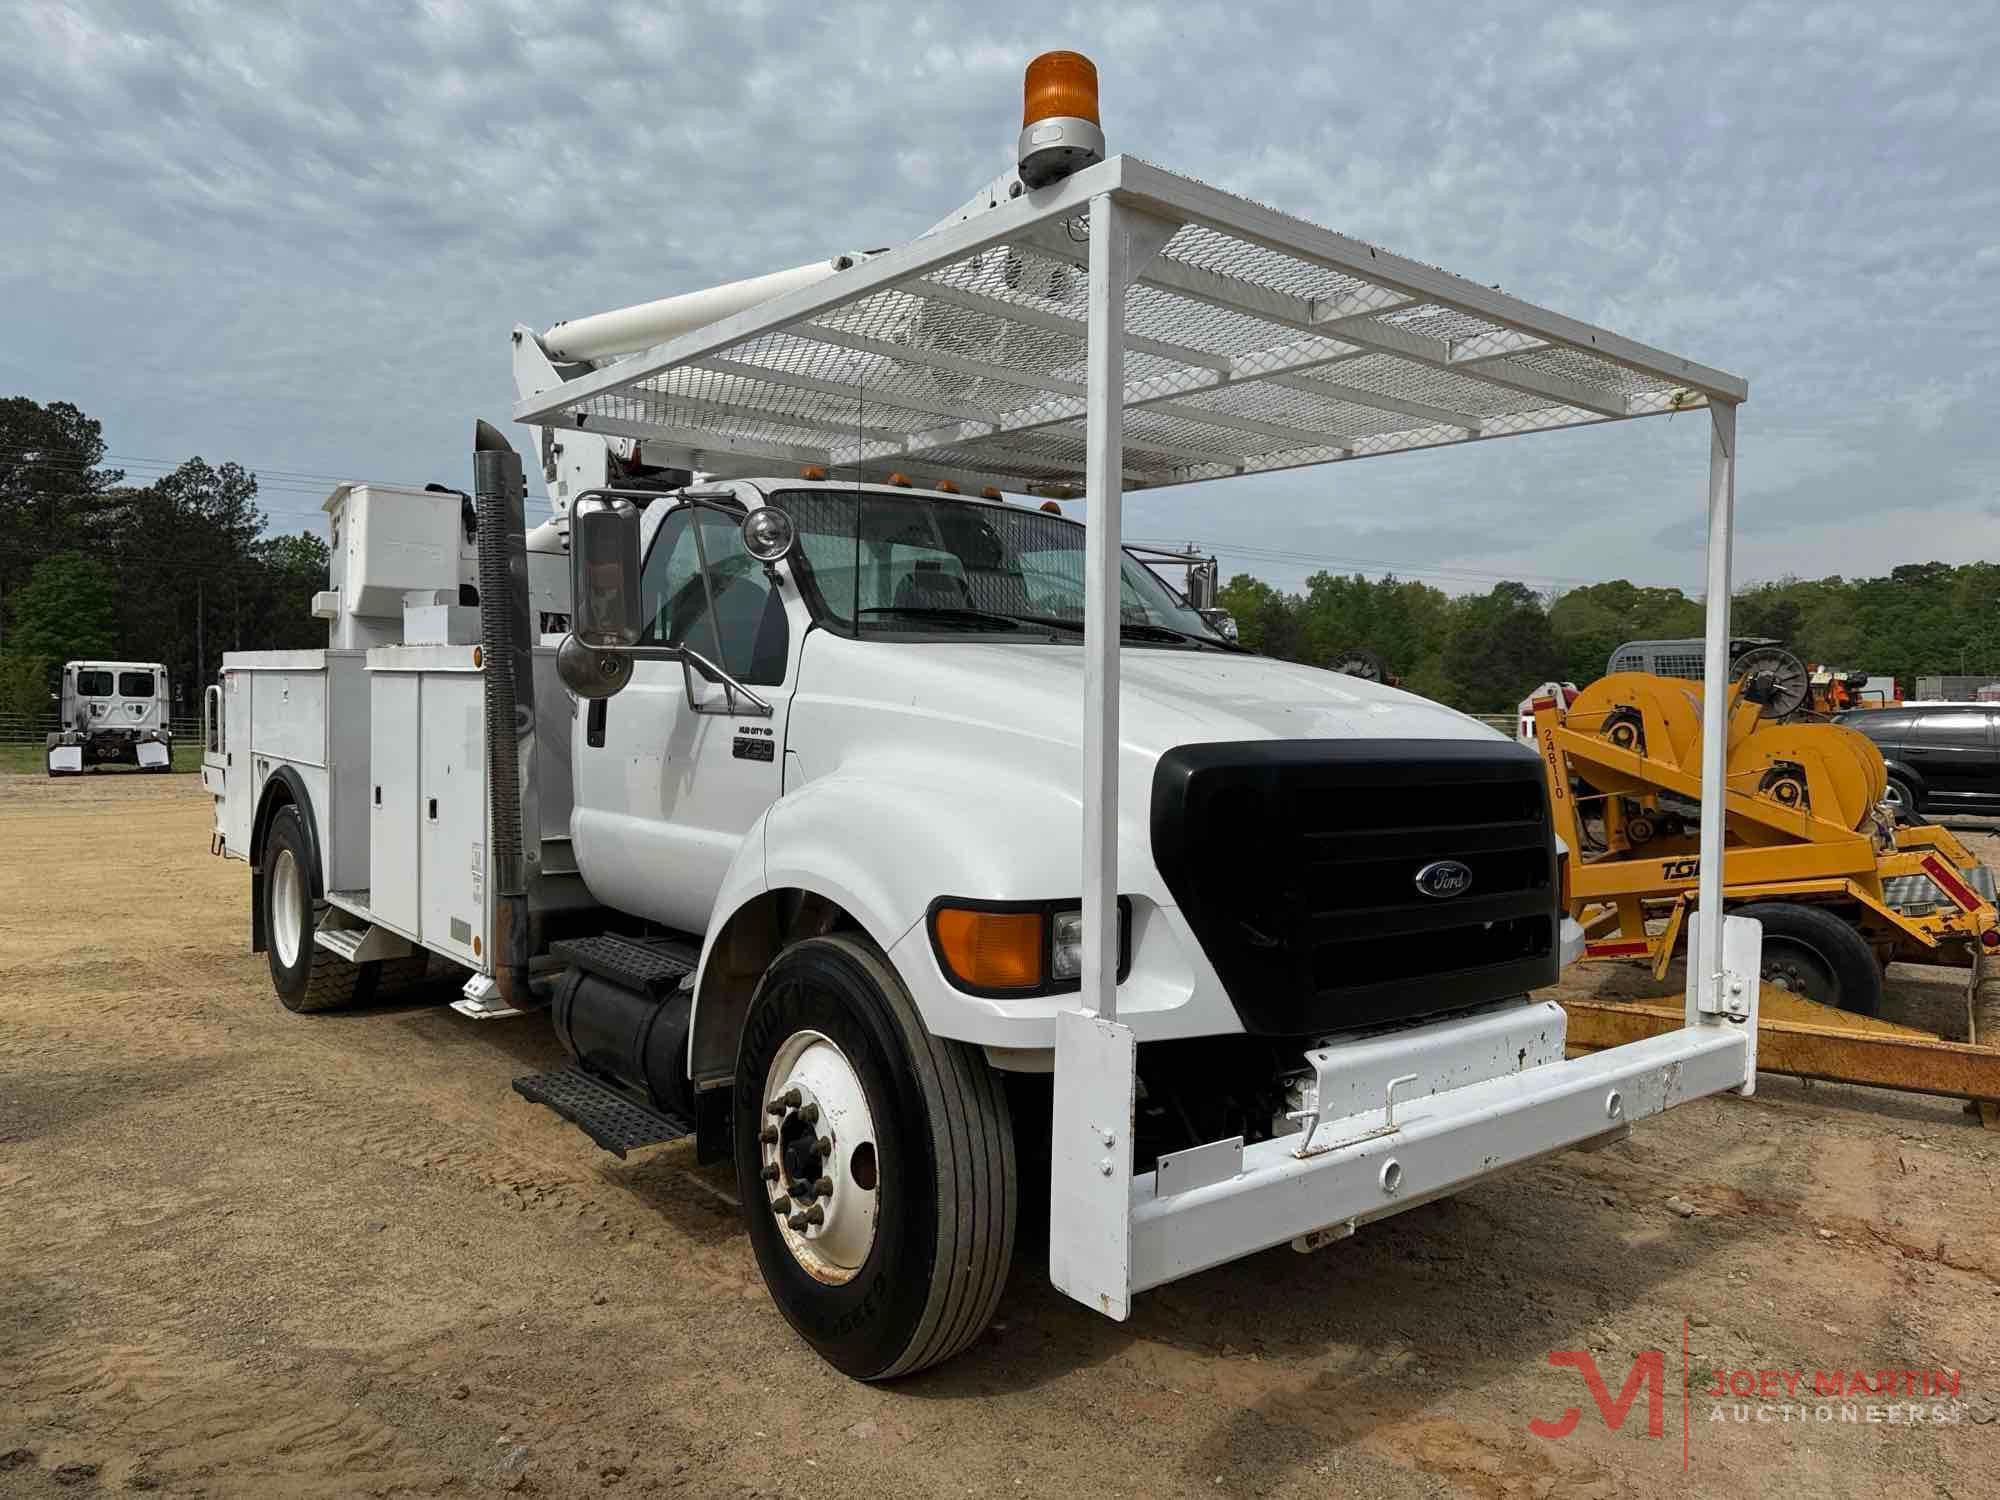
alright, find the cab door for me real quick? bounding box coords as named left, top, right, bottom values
left=571, top=500, right=801, bottom=933
left=1904, top=709, right=2000, bottom=808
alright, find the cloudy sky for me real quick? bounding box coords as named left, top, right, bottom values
left=5, top=0, right=1997, bottom=595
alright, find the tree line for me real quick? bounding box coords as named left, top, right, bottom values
left=1217, top=560, right=2000, bottom=716
left=0, top=397, right=328, bottom=722
left=6, top=393, right=1993, bottom=726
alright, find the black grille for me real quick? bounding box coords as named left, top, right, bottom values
left=1152, top=739, right=1559, bottom=1036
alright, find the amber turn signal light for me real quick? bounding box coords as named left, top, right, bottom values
left=933, top=907, right=1043, bottom=990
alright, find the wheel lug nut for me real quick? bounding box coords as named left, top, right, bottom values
left=813, top=1136, right=833, bottom=1157
left=798, top=1102, right=820, bottom=1125
left=759, top=1125, right=778, bottom=1144
left=769, top=1198, right=789, bottom=1215
left=765, top=1100, right=787, bottom=1117
left=781, top=1088, right=802, bottom=1108
left=787, top=1210, right=809, bottom=1232
left=814, top=1177, right=833, bottom=1198
left=803, top=1204, right=825, bottom=1227
left=761, top=1163, right=780, bottom=1182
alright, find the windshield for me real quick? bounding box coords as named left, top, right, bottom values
left=770, top=489, right=1224, bottom=643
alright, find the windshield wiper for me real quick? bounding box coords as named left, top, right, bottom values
left=998, top=613, right=1239, bottom=650
left=1114, top=619, right=1241, bottom=651
left=859, top=606, right=1236, bottom=651
left=856, top=605, right=1027, bottom=632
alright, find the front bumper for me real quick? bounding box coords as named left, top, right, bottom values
left=1048, top=915, right=1760, bottom=1318
left=1129, top=1017, right=1746, bottom=1293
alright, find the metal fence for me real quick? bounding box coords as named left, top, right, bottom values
left=0, top=713, right=200, bottom=745
left=1915, top=676, right=2000, bottom=702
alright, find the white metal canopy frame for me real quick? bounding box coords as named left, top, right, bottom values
left=518, top=153, right=1757, bottom=1318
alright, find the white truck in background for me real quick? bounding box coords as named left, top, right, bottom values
left=204, top=50, right=1763, bottom=1381
left=48, top=660, right=173, bottom=774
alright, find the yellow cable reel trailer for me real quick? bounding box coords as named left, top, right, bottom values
left=1532, top=672, right=2000, bottom=1113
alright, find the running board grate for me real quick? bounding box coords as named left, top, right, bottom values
left=512, top=1066, right=692, bottom=1158
left=550, top=934, right=697, bottom=997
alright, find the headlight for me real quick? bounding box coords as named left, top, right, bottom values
left=1049, top=908, right=1086, bottom=980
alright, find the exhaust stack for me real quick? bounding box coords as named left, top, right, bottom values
left=473, top=419, right=541, bottom=1007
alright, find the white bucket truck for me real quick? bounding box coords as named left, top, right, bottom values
left=48, top=660, right=173, bottom=774
left=208, top=52, right=1762, bottom=1379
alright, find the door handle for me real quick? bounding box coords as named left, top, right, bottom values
left=587, top=698, right=607, bottom=748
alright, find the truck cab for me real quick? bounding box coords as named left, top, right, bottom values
left=47, top=659, right=173, bottom=775
left=572, top=476, right=1538, bottom=1063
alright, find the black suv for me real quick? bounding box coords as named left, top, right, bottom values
left=1836, top=703, right=2000, bottom=816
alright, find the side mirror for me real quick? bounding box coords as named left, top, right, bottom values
left=555, top=634, right=635, bottom=700
left=1185, top=559, right=1219, bottom=611
left=570, top=494, right=642, bottom=648
left=558, top=494, right=642, bottom=701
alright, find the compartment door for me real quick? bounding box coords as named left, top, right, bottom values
left=222, top=672, right=253, bottom=855
left=419, top=673, right=487, bottom=966
left=369, top=674, right=420, bottom=936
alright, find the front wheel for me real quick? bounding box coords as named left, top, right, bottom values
left=1734, top=901, right=1883, bottom=1017
left=733, top=936, right=1015, bottom=1380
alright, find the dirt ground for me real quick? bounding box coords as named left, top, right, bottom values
left=3, top=773, right=1998, bottom=1499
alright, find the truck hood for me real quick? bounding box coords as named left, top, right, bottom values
left=772, top=635, right=1519, bottom=971
left=793, top=634, right=1501, bottom=766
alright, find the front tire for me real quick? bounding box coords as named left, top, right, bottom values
left=733, top=936, right=1015, bottom=1380
left=263, top=803, right=377, bottom=1013
left=1735, top=901, right=1883, bottom=1017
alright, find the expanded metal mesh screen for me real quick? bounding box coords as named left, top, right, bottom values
left=545, top=160, right=1723, bottom=493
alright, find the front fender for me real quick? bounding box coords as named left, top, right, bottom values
left=773, top=762, right=1088, bottom=940
left=752, top=760, right=1226, bottom=1046
left=689, top=776, right=1057, bottom=1084
left=690, top=764, right=1096, bottom=1067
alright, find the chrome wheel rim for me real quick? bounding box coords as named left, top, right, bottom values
left=760, top=1029, right=879, bottom=1283
left=271, top=847, right=304, bottom=969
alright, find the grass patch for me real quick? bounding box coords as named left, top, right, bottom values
left=0, top=742, right=204, bottom=775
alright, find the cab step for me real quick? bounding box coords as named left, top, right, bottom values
left=511, top=1065, right=692, bottom=1158
left=550, top=933, right=698, bottom=997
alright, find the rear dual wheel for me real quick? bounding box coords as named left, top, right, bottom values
left=733, top=936, right=1016, bottom=1380
left=262, top=804, right=433, bottom=1013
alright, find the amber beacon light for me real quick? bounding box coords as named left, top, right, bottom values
left=1018, top=51, right=1105, bottom=189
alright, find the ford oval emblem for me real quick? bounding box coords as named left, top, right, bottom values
left=1414, top=859, right=1474, bottom=899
